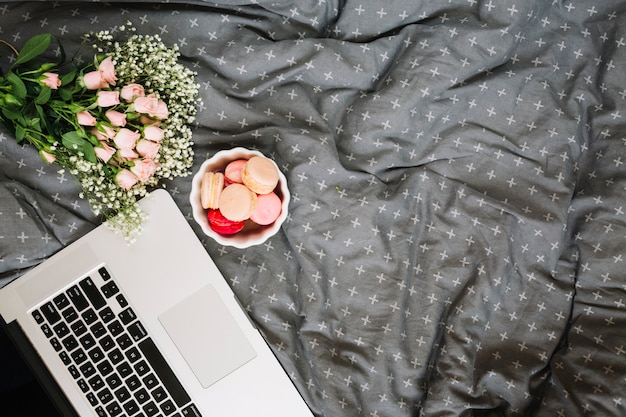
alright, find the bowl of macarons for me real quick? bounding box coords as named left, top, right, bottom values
left=189, top=147, right=290, bottom=248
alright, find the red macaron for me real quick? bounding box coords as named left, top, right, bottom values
left=207, top=209, right=245, bottom=235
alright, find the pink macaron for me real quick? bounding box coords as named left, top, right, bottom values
left=250, top=191, right=282, bottom=225
left=224, top=159, right=247, bottom=184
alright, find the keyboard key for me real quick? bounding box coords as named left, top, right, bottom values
left=79, top=362, right=96, bottom=378
left=53, top=322, right=70, bottom=338
left=99, top=335, right=115, bottom=352
left=91, top=322, right=107, bottom=339
left=88, top=375, right=105, bottom=391
left=101, top=281, right=120, bottom=298
left=41, top=301, right=61, bottom=325
left=87, top=393, right=99, bottom=407
left=68, top=365, right=80, bottom=380
left=98, top=267, right=112, bottom=281
left=62, top=335, right=78, bottom=351
left=123, top=399, right=140, bottom=415
left=115, top=294, right=128, bottom=308
left=134, top=360, right=150, bottom=376
left=134, top=388, right=150, bottom=404
left=49, top=337, right=62, bottom=352
left=70, top=348, right=87, bottom=365
left=182, top=404, right=202, bottom=417
left=117, top=333, right=133, bottom=350
left=125, top=346, right=141, bottom=363
left=151, top=386, right=167, bottom=403
left=117, top=361, right=133, bottom=378
left=70, top=320, right=87, bottom=337
left=41, top=324, right=53, bottom=338
left=67, top=285, right=89, bottom=311
left=97, top=359, right=114, bottom=377
left=32, top=309, right=44, bottom=324
left=138, top=338, right=191, bottom=407
left=79, top=334, right=97, bottom=350
left=108, top=320, right=124, bottom=337
left=105, top=401, right=123, bottom=417
left=99, top=307, right=115, bottom=323
left=59, top=351, right=71, bottom=365
left=77, top=378, right=89, bottom=393
left=53, top=293, right=70, bottom=310
left=160, top=399, right=176, bottom=416
left=94, top=405, right=107, bottom=417
left=97, top=388, right=114, bottom=405
left=119, top=307, right=137, bottom=325
left=62, top=306, right=79, bottom=323
left=79, top=277, right=106, bottom=310
left=114, top=386, right=131, bottom=403
left=126, top=375, right=141, bottom=391
left=88, top=346, right=105, bottom=363
left=108, top=348, right=124, bottom=365
left=105, top=373, right=123, bottom=390
left=143, top=401, right=159, bottom=417
left=81, top=308, right=98, bottom=325
left=143, top=373, right=159, bottom=390
left=128, top=321, right=147, bottom=342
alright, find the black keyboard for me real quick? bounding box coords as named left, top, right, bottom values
left=31, top=266, right=203, bottom=417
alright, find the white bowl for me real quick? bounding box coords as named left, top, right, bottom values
left=189, top=147, right=290, bottom=248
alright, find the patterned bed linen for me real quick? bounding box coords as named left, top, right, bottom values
left=1, top=1, right=625, bottom=416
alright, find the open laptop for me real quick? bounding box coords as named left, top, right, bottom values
left=0, top=189, right=314, bottom=417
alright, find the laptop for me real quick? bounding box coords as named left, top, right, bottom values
left=0, top=189, right=313, bottom=417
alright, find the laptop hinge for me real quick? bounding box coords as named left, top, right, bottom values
left=1, top=316, right=79, bottom=417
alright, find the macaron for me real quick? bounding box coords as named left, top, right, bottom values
left=241, top=156, right=279, bottom=195
left=250, top=192, right=282, bottom=225
left=219, top=183, right=258, bottom=222
left=207, top=209, right=245, bottom=235
left=200, top=171, right=224, bottom=209
left=224, top=159, right=247, bottom=184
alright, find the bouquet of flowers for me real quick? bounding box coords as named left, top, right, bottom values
left=0, top=24, right=200, bottom=240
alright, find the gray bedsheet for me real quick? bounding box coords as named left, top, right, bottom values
left=1, top=1, right=625, bottom=416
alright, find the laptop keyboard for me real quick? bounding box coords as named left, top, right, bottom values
left=30, top=266, right=203, bottom=417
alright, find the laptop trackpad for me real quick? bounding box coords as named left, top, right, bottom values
left=158, top=284, right=257, bottom=388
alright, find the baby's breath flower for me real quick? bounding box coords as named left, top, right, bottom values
left=22, top=24, right=199, bottom=241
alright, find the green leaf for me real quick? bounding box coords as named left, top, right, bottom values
left=15, top=124, right=25, bottom=142
left=83, top=144, right=97, bottom=163
left=14, top=34, right=52, bottom=67
left=61, top=131, right=96, bottom=163
left=1, top=105, right=21, bottom=121
left=5, top=72, right=26, bottom=99
left=61, top=131, right=86, bottom=150
left=58, top=87, right=73, bottom=101
left=60, top=69, right=76, bottom=86
left=35, top=87, right=51, bottom=105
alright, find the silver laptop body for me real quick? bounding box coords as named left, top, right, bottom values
left=0, top=189, right=313, bottom=417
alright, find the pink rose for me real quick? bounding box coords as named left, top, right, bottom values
left=136, top=139, right=160, bottom=159
left=95, top=142, right=116, bottom=163
left=113, top=128, right=140, bottom=150
left=130, top=159, right=158, bottom=183
left=41, top=72, right=61, bottom=89
left=119, top=147, right=139, bottom=160
left=143, top=125, right=164, bottom=142
left=77, top=111, right=97, bottom=126
left=134, top=95, right=169, bottom=120
left=115, top=169, right=138, bottom=190
left=120, top=83, right=145, bottom=102
left=91, top=125, right=117, bottom=141
left=98, top=56, right=117, bottom=86
left=83, top=71, right=107, bottom=90
left=39, top=150, right=56, bottom=163
left=105, top=110, right=127, bottom=127
left=97, top=90, right=120, bottom=107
